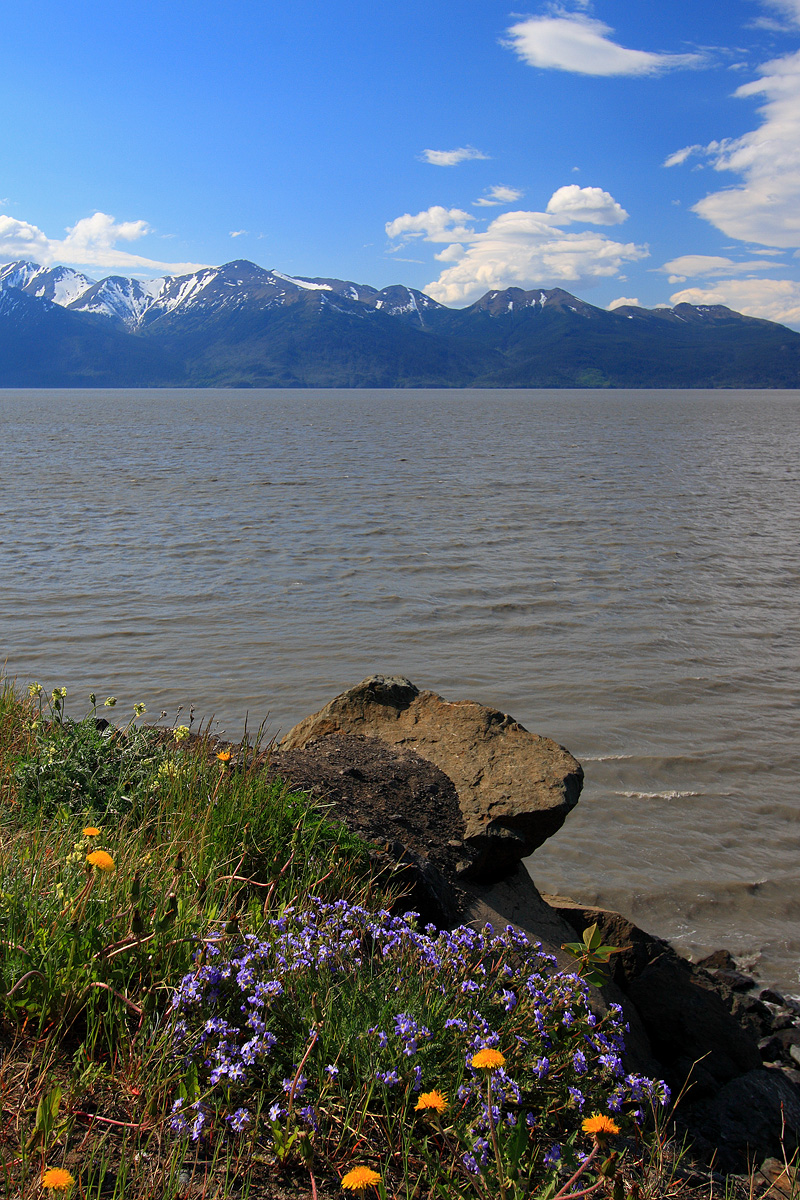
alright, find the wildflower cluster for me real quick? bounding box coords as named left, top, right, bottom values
left=170, top=900, right=669, bottom=1192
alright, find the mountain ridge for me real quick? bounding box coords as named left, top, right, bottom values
left=1, top=258, right=799, bottom=388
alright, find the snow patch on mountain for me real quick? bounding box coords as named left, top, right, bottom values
left=272, top=271, right=332, bottom=292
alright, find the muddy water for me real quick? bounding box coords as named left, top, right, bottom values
left=2, top=387, right=798, bottom=991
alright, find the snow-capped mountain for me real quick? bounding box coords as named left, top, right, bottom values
left=1, top=257, right=799, bottom=388
left=0, top=259, right=444, bottom=331
left=69, top=275, right=166, bottom=329
left=466, top=286, right=601, bottom=319
left=0, top=261, right=95, bottom=307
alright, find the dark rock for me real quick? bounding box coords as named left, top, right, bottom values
left=710, top=968, right=758, bottom=993
left=776, top=1027, right=800, bottom=1052
left=696, top=949, right=737, bottom=971
left=759, top=1035, right=785, bottom=1062
left=282, top=675, right=583, bottom=882
left=626, top=956, right=762, bottom=1091
left=267, top=732, right=474, bottom=927
left=544, top=898, right=762, bottom=1094
left=760, top=988, right=787, bottom=1007
left=692, top=1068, right=800, bottom=1173
left=731, top=994, right=777, bottom=1039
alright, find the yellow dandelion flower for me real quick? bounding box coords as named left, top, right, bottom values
left=471, top=1047, right=506, bottom=1070
left=341, top=1166, right=382, bottom=1192
left=415, top=1089, right=447, bottom=1113
left=216, top=750, right=232, bottom=763
left=581, top=1114, right=620, bottom=1137
left=86, top=850, right=115, bottom=873
left=42, top=1167, right=75, bottom=1191
left=82, top=827, right=101, bottom=837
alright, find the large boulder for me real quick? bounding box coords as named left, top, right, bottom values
left=268, top=722, right=656, bottom=1075
left=281, top=675, right=583, bottom=882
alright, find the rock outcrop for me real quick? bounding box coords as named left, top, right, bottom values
left=271, top=677, right=800, bottom=1176
left=281, top=674, right=583, bottom=882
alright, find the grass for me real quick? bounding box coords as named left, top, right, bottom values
left=0, top=678, right=796, bottom=1200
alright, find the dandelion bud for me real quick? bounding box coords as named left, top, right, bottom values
left=131, top=910, right=144, bottom=937
left=164, top=893, right=178, bottom=920
left=600, top=1151, right=618, bottom=1179
left=89, top=693, right=96, bottom=706
left=131, top=871, right=141, bottom=902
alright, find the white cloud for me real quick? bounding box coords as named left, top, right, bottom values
left=385, top=206, right=475, bottom=242
left=669, top=45, right=800, bottom=247
left=503, top=13, right=705, bottom=77
left=659, top=253, right=783, bottom=279
left=608, top=296, right=640, bottom=309
left=229, top=229, right=248, bottom=238
left=474, top=185, right=524, bottom=207
left=669, top=277, right=800, bottom=327
left=0, top=211, right=207, bottom=274
left=545, top=184, right=628, bottom=224
left=419, top=146, right=489, bottom=167
left=386, top=190, right=647, bottom=306
left=663, top=144, right=703, bottom=168
left=753, top=0, right=800, bottom=27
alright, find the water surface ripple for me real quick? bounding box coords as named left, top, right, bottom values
left=2, top=388, right=798, bottom=990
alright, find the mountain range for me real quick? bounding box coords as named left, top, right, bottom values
left=1, top=258, right=799, bottom=388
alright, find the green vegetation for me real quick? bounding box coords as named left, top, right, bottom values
left=0, top=679, right=793, bottom=1198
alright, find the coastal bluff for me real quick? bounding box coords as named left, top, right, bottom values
left=272, top=675, right=800, bottom=1176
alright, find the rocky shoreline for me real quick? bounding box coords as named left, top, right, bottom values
left=264, top=674, right=800, bottom=1179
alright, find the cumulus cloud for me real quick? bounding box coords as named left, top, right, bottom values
left=503, top=13, right=705, bottom=77
left=385, top=206, right=475, bottom=242
left=668, top=45, right=800, bottom=247
left=474, top=185, right=524, bottom=207
left=546, top=184, right=628, bottom=224
left=419, top=146, right=489, bottom=167
left=608, top=296, right=641, bottom=309
left=0, top=211, right=207, bottom=274
left=659, top=253, right=783, bottom=282
left=669, top=277, right=800, bottom=327
left=386, top=188, right=646, bottom=306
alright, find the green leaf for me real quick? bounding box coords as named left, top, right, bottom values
left=583, top=923, right=602, bottom=951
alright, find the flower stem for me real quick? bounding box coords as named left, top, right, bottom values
left=485, top=1075, right=507, bottom=1200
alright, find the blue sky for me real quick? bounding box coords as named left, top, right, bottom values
left=3, top=0, right=800, bottom=324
